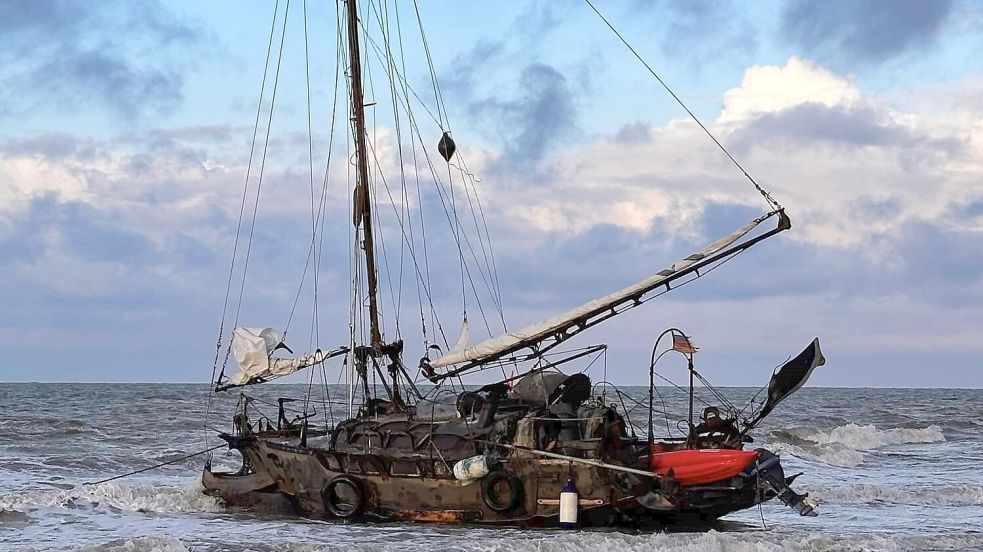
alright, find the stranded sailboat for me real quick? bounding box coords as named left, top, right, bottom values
left=201, top=0, right=823, bottom=526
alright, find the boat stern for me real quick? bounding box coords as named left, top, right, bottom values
left=635, top=447, right=817, bottom=521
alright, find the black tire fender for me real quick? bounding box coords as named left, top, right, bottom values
left=481, top=470, right=523, bottom=513
left=321, top=475, right=364, bottom=518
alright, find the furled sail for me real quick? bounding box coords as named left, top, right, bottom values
left=224, top=327, right=347, bottom=388
left=744, top=338, right=825, bottom=431
left=427, top=210, right=789, bottom=374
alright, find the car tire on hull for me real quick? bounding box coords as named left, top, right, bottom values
left=481, top=470, right=523, bottom=513
left=322, top=475, right=364, bottom=518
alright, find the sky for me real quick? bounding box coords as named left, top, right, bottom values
left=1, top=0, right=982, bottom=387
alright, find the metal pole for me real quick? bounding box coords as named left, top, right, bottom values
left=648, top=328, right=679, bottom=469
left=688, top=355, right=695, bottom=443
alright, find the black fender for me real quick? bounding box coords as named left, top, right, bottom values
left=321, top=475, right=365, bottom=518
left=481, top=470, right=523, bottom=513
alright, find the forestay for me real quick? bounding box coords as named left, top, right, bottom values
left=428, top=210, right=790, bottom=372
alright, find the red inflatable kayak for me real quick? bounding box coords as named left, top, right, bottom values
left=648, top=449, right=758, bottom=486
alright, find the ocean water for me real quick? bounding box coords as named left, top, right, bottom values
left=1, top=383, right=982, bottom=551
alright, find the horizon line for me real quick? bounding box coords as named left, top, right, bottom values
left=1, top=381, right=980, bottom=390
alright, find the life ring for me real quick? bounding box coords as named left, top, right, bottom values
left=481, top=470, right=523, bottom=512
left=321, top=475, right=364, bottom=518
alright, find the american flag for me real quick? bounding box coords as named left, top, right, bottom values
left=672, top=334, right=697, bottom=354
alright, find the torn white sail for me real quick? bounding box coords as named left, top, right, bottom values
left=447, top=317, right=471, bottom=356
left=429, top=211, right=787, bottom=371
left=226, top=327, right=343, bottom=387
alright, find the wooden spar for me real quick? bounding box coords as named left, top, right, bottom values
left=430, top=210, right=791, bottom=382
left=345, top=0, right=382, bottom=346
left=476, top=440, right=662, bottom=479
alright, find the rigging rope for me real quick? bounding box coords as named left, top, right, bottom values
left=357, top=17, right=507, bottom=341
left=203, top=0, right=284, bottom=444
left=301, top=0, right=320, bottom=419
left=583, top=0, right=782, bottom=212
left=376, top=0, right=409, bottom=339
left=84, top=445, right=225, bottom=487
left=390, top=3, right=431, bottom=352
left=224, top=0, right=293, bottom=376
left=411, top=0, right=448, bottom=130
left=380, top=2, right=505, bottom=335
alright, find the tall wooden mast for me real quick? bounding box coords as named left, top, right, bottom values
left=346, top=0, right=382, bottom=346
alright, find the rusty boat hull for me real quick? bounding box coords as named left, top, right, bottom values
left=204, top=439, right=770, bottom=526
left=203, top=401, right=811, bottom=527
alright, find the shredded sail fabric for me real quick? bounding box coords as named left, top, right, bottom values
left=428, top=213, right=779, bottom=370
left=226, top=327, right=344, bottom=387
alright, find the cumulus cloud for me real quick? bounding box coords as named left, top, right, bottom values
left=3, top=47, right=983, bottom=384
left=718, top=57, right=859, bottom=123
left=463, top=58, right=981, bottom=254
left=0, top=127, right=363, bottom=380
left=780, top=0, right=955, bottom=65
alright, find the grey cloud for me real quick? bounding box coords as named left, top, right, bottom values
left=435, top=3, right=584, bottom=165
left=613, top=122, right=652, bottom=145
left=0, top=195, right=158, bottom=267
left=734, top=102, right=960, bottom=151
left=117, top=126, right=237, bottom=148
left=781, top=0, right=954, bottom=64
left=0, top=1, right=90, bottom=36
left=896, top=221, right=983, bottom=287
left=650, top=0, right=758, bottom=63
left=440, top=39, right=506, bottom=104
left=961, top=199, right=983, bottom=218
left=477, top=63, right=578, bottom=164
left=0, top=133, right=99, bottom=160
left=439, top=2, right=564, bottom=105
left=36, top=48, right=183, bottom=118
left=0, top=0, right=204, bottom=119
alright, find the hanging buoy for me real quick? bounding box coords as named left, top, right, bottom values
left=559, top=475, right=578, bottom=528
left=438, top=131, right=456, bottom=162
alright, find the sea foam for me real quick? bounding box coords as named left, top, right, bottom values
left=0, top=482, right=222, bottom=515
left=23, top=535, right=191, bottom=552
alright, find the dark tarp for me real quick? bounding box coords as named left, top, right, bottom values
left=509, top=371, right=591, bottom=407
left=745, top=338, right=825, bottom=430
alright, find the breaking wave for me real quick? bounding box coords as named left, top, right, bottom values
left=765, top=423, right=946, bottom=467
left=811, top=483, right=983, bottom=506
left=49, top=420, right=100, bottom=436
left=791, top=424, right=946, bottom=450
left=0, top=418, right=105, bottom=440
left=0, top=482, right=222, bottom=515
left=766, top=442, right=864, bottom=468
left=23, top=530, right=983, bottom=552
